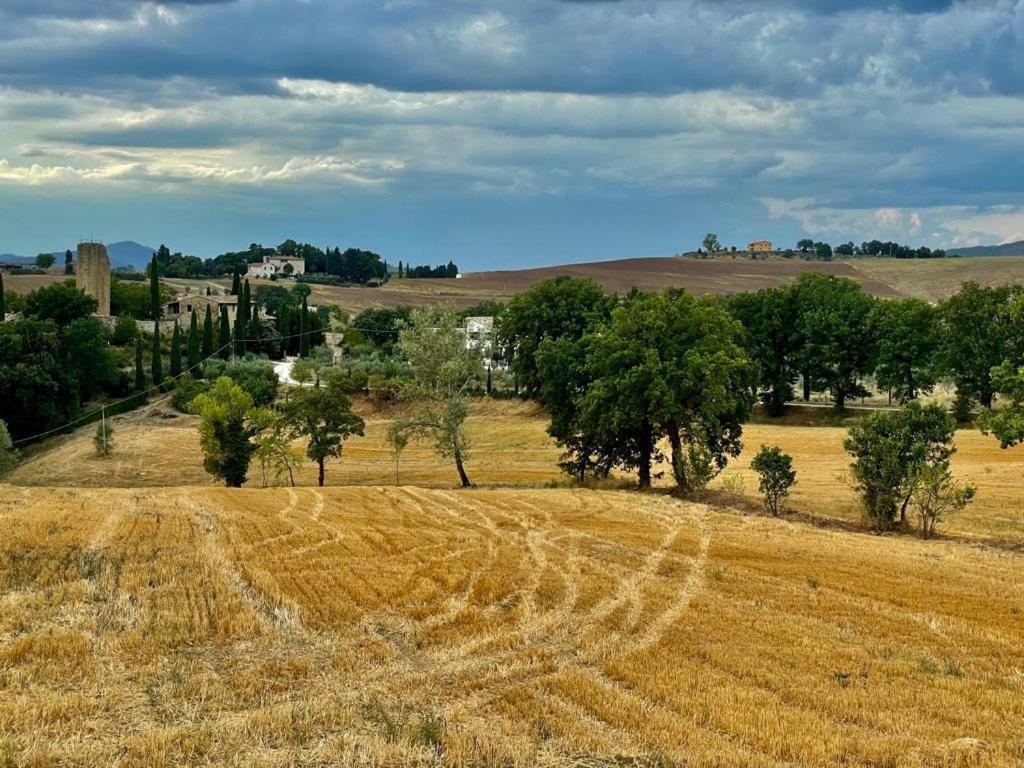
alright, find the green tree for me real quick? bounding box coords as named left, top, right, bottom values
left=218, top=305, right=231, bottom=360
left=281, top=377, right=365, bottom=486
left=253, top=410, right=303, bottom=487
left=111, top=314, right=139, bottom=346
left=134, top=338, right=146, bottom=391
left=93, top=418, right=114, bottom=457
left=873, top=298, right=941, bottom=403
left=35, top=253, right=55, bottom=269
left=64, top=249, right=73, bottom=275
left=191, top=377, right=266, bottom=487
left=202, top=305, right=214, bottom=360
left=148, top=254, right=161, bottom=320
left=0, top=419, right=17, bottom=473
left=66, top=317, right=116, bottom=402
left=187, top=310, right=201, bottom=370
left=702, top=233, right=721, bottom=253
left=793, top=273, right=877, bottom=410
left=979, top=360, right=1024, bottom=447
left=0, top=319, right=79, bottom=439
left=728, top=286, right=801, bottom=415
left=390, top=306, right=484, bottom=487
left=844, top=401, right=956, bottom=530
left=151, top=327, right=164, bottom=385
left=750, top=445, right=796, bottom=516
left=909, top=462, right=975, bottom=539
left=575, top=290, right=753, bottom=491
left=1, top=271, right=6, bottom=319
left=496, top=276, right=609, bottom=398
left=797, top=238, right=814, bottom=253
left=299, top=297, right=310, bottom=358
left=939, top=282, right=1019, bottom=409
left=23, top=282, right=97, bottom=328
left=353, top=307, right=411, bottom=352
left=201, top=358, right=278, bottom=407
left=169, top=322, right=183, bottom=378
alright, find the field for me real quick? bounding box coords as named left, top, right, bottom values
left=12, top=399, right=1024, bottom=545
left=13, top=255, right=1024, bottom=316
left=1, top=482, right=1022, bottom=766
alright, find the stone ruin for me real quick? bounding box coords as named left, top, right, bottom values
left=75, top=242, right=111, bottom=316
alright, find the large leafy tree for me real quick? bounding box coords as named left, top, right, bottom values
left=352, top=307, right=411, bottom=352
left=844, top=401, right=956, bottom=530
left=0, top=319, right=78, bottom=439
left=390, top=306, right=484, bottom=487
left=280, top=377, right=365, bottom=486
left=23, top=282, right=97, bottom=328
left=577, top=290, right=753, bottom=491
left=66, top=317, right=116, bottom=403
left=728, top=286, right=801, bottom=415
left=939, top=282, right=1021, bottom=409
left=872, top=297, right=941, bottom=403
left=792, top=273, right=878, bottom=410
left=496, top=276, right=610, bottom=398
left=191, top=377, right=267, bottom=487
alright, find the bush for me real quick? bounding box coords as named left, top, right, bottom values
left=202, top=357, right=278, bottom=406
left=110, top=315, right=139, bottom=346
left=171, top=375, right=210, bottom=413
left=0, top=420, right=18, bottom=474
left=93, top=421, right=114, bottom=457
left=750, top=445, right=796, bottom=516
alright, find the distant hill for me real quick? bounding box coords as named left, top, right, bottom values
left=1, top=241, right=156, bottom=269
left=947, top=240, right=1024, bottom=257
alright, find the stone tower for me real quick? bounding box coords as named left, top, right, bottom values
left=75, top=242, right=111, bottom=316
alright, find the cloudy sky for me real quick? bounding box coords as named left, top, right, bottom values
left=1, top=0, right=1023, bottom=268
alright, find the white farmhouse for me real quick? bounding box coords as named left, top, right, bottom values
left=248, top=253, right=306, bottom=279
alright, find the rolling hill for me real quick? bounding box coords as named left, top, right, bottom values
left=948, top=240, right=1024, bottom=257
left=0, top=241, right=155, bottom=269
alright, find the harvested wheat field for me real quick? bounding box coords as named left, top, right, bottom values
left=1, top=484, right=1022, bottom=767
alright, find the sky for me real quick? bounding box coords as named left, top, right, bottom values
left=2, top=0, right=1024, bottom=269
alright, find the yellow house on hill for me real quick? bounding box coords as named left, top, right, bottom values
left=748, top=240, right=773, bottom=252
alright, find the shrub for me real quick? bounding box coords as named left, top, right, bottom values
left=110, top=315, right=139, bottom=346
left=201, top=357, right=278, bottom=406
left=171, top=375, right=210, bottom=413
left=0, top=420, right=18, bottom=474
left=93, top=421, right=114, bottom=457
left=910, top=463, right=976, bottom=538
left=750, top=445, right=796, bottom=516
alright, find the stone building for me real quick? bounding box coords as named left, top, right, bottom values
left=748, top=240, right=773, bottom=253
left=163, top=293, right=240, bottom=325
left=248, top=253, right=306, bottom=279
left=75, top=242, right=111, bottom=316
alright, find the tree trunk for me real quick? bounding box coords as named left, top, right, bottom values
left=802, top=374, right=811, bottom=402
left=638, top=419, right=653, bottom=490
left=318, top=459, right=325, bottom=487
left=454, top=440, right=471, bottom=487
left=666, top=421, right=687, bottom=490
left=835, top=390, right=846, bottom=411
left=286, top=460, right=295, bottom=487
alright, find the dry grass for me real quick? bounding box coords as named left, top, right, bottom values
left=0, top=484, right=1021, bottom=766
left=851, top=256, right=1024, bottom=301
left=13, top=399, right=1024, bottom=543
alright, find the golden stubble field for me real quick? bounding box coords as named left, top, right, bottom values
left=1, top=484, right=1022, bottom=767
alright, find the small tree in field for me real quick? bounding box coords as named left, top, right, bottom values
left=909, top=463, right=975, bottom=538
left=93, top=420, right=114, bottom=457
left=0, top=420, right=18, bottom=474
left=191, top=377, right=266, bottom=487
left=253, top=410, right=303, bottom=487
left=387, top=423, right=409, bottom=485
left=750, top=445, right=796, bottom=516
left=280, top=376, right=365, bottom=486
left=391, top=306, right=484, bottom=487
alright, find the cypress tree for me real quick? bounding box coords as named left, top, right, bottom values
left=299, top=298, right=310, bottom=358
left=398, top=260, right=403, bottom=278
left=202, top=305, right=214, bottom=359
left=278, top=304, right=290, bottom=357
left=0, top=271, right=5, bottom=320
left=148, top=254, right=161, bottom=320
left=206, top=285, right=212, bottom=296
left=231, top=267, right=241, bottom=296
left=151, top=326, right=164, bottom=384
left=218, top=305, right=231, bottom=359
left=169, top=322, right=182, bottom=378
left=64, top=249, right=74, bottom=275
left=187, top=311, right=200, bottom=370
left=134, top=338, right=146, bottom=391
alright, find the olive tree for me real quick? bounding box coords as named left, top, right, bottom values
left=391, top=306, right=484, bottom=487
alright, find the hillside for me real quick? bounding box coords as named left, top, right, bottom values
left=0, top=241, right=155, bottom=269
left=948, top=240, right=1024, bottom=258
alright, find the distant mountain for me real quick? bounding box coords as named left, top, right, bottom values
left=1, top=241, right=157, bottom=270
left=947, top=240, right=1024, bottom=257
